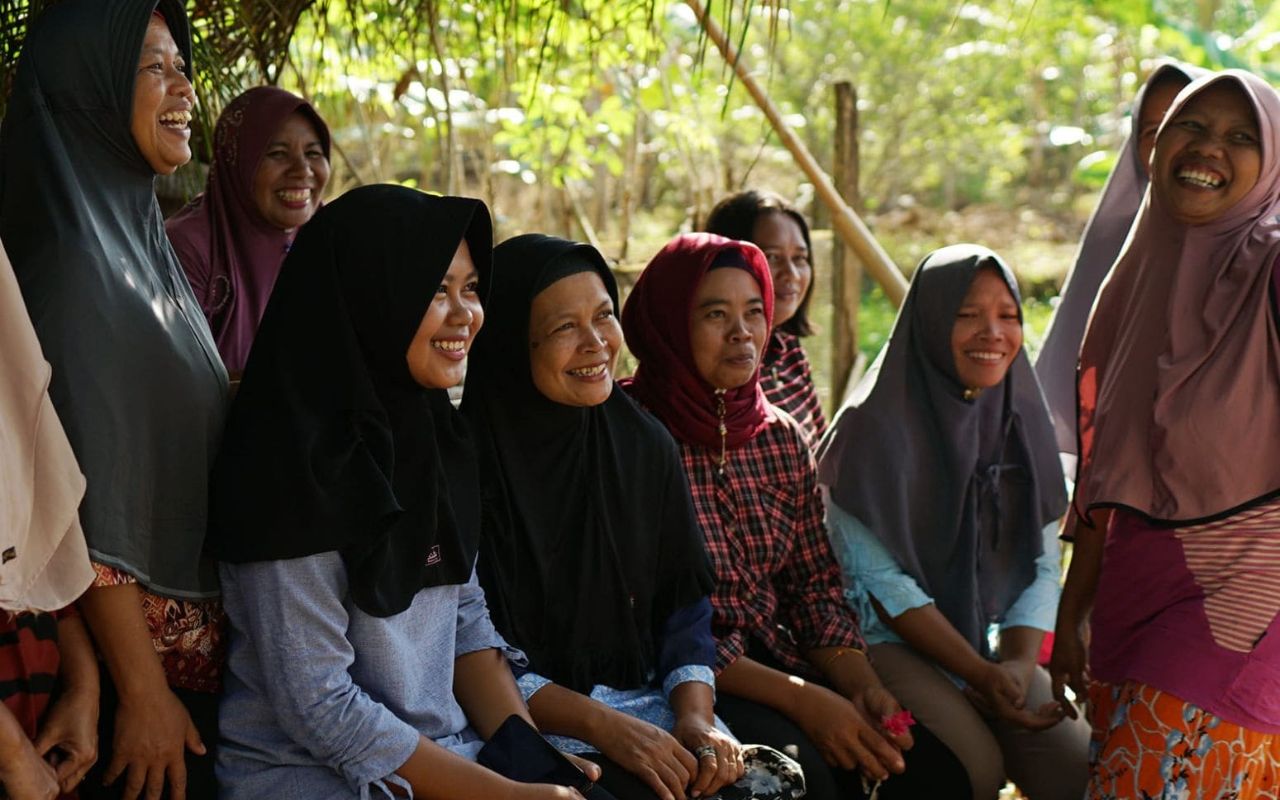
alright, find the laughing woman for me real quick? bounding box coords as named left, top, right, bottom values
left=817, top=245, right=1090, bottom=800
left=209, top=186, right=590, bottom=800
left=167, top=86, right=332, bottom=377
left=622, top=233, right=969, bottom=800
left=464, top=234, right=805, bottom=800
left=1053, top=71, right=1280, bottom=799
left=1, top=3, right=228, bottom=797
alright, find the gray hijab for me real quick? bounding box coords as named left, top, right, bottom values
left=817, top=245, right=1066, bottom=655
left=0, top=0, right=228, bottom=598
left=1035, top=62, right=1207, bottom=456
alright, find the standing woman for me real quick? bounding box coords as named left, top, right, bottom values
left=1034, top=62, right=1204, bottom=459
left=621, top=233, right=969, bottom=800
left=705, top=191, right=826, bottom=448
left=0, top=238, right=99, bottom=799
left=0, top=2, right=229, bottom=798
left=209, top=186, right=587, bottom=800
left=1053, top=71, right=1280, bottom=798
left=464, top=234, right=785, bottom=800
left=818, top=245, right=1090, bottom=800
left=167, top=86, right=332, bottom=377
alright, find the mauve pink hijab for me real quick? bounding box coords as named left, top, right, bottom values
left=167, top=87, right=330, bottom=375
left=1076, top=70, right=1280, bottom=524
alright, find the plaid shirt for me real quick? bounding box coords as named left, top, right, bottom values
left=677, top=407, right=865, bottom=677
left=761, top=331, right=827, bottom=450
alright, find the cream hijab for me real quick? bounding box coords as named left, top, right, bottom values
left=0, top=239, right=92, bottom=612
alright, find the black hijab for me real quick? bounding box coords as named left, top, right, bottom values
left=209, top=185, right=492, bottom=617
left=0, top=0, right=228, bottom=598
left=817, top=245, right=1066, bottom=657
left=463, top=234, right=713, bottom=693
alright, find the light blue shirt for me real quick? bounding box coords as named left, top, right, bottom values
left=825, top=498, right=1061, bottom=660
left=217, top=553, right=523, bottom=799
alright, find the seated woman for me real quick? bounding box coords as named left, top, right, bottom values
left=1, top=3, right=230, bottom=797
left=0, top=238, right=99, bottom=800
left=208, top=185, right=591, bottom=800
left=167, top=86, right=332, bottom=377
left=621, top=233, right=969, bottom=800
left=817, top=245, right=1091, bottom=800
left=705, top=191, right=826, bottom=448
left=464, top=234, right=801, bottom=800
left=1034, top=61, right=1205, bottom=461
left=1054, top=70, right=1280, bottom=800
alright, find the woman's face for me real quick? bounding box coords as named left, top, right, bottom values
left=130, top=16, right=194, bottom=175
left=405, top=240, right=484, bottom=389
left=528, top=271, right=621, bottom=407
left=1152, top=82, right=1262, bottom=226
left=950, top=268, right=1023, bottom=392
left=251, top=112, right=330, bottom=232
left=689, top=267, right=769, bottom=390
left=1136, top=78, right=1188, bottom=175
left=751, top=211, right=810, bottom=327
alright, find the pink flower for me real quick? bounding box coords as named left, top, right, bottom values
left=881, top=710, right=916, bottom=737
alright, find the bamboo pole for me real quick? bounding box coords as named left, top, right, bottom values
left=684, top=0, right=907, bottom=306
left=831, top=81, right=863, bottom=411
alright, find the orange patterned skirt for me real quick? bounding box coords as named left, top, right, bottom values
left=1087, top=681, right=1280, bottom=799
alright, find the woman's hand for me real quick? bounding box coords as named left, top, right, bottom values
left=791, top=681, right=905, bottom=781
left=32, top=683, right=99, bottom=792
left=562, top=752, right=602, bottom=784
left=0, top=705, right=60, bottom=800
left=1049, top=619, right=1089, bottom=720
left=671, top=716, right=744, bottom=799
left=103, top=685, right=205, bottom=800
left=594, top=711, right=697, bottom=800
left=967, top=661, right=1063, bottom=731
left=851, top=684, right=915, bottom=752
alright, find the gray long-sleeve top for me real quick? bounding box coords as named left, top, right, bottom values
left=216, top=552, right=521, bottom=799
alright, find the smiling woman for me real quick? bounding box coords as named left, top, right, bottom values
left=168, top=86, right=333, bottom=376
left=0, top=1, right=229, bottom=798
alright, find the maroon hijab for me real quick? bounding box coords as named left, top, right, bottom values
left=1076, top=71, right=1280, bottom=525
left=621, top=233, right=774, bottom=450
left=167, top=87, right=330, bottom=374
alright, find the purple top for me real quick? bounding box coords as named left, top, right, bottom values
left=1090, top=506, right=1280, bottom=732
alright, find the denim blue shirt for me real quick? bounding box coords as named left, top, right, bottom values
left=825, top=498, right=1061, bottom=658
left=217, top=553, right=523, bottom=799
left=514, top=598, right=732, bottom=754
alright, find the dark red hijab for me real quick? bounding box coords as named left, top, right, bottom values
left=167, top=87, right=330, bottom=374
left=621, top=233, right=774, bottom=450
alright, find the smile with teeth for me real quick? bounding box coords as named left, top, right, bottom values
left=159, top=110, right=191, bottom=128
left=965, top=350, right=1005, bottom=364
left=1176, top=167, right=1225, bottom=189
left=432, top=339, right=466, bottom=353
left=567, top=363, right=607, bottom=378
left=276, top=189, right=312, bottom=203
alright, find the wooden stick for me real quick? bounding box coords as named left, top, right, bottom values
left=685, top=0, right=907, bottom=306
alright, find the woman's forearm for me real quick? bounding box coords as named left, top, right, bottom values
left=715, top=655, right=807, bottom=712
left=1056, top=510, right=1108, bottom=634
left=55, top=614, right=99, bottom=698
left=76, top=583, right=167, bottom=698
left=525, top=682, right=613, bottom=743
left=452, top=648, right=533, bottom=740
left=874, top=597, right=989, bottom=686
left=997, top=626, right=1045, bottom=664
left=668, top=680, right=715, bottom=726
left=395, top=735, right=522, bottom=800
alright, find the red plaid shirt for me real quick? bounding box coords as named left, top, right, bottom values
left=676, top=407, right=864, bottom=677
left=761, top=331, right=827, bottom=450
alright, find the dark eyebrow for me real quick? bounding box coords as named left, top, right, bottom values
left=441, top=268, right=480, bottom=284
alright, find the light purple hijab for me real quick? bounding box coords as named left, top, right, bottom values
left=1076, top=70, right=1280, bottom=524
left=1036, top=62, right=1207, bottom=457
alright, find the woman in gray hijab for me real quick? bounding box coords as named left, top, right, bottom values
left=0, top=1, right=227, bottom=797
left=817, top=246, right=1090, bottom=800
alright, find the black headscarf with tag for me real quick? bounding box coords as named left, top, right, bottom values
left=463, top=234, right=713, bottom=693
left=817, top=245, right=1066, bottom=656
left=0, top=0, right=227, bottom=598
left=209, top=185, right=491, bottom=617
